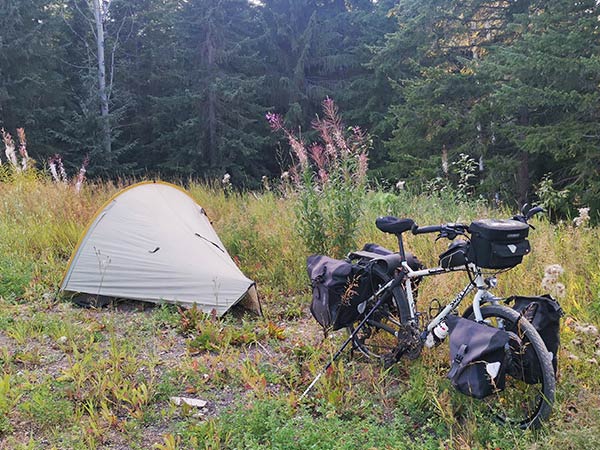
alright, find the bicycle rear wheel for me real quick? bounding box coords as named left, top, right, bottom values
left=348, top=297, right=402, bottom=360
left=469, top=304, right=555, bottom=429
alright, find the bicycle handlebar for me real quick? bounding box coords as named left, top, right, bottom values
left=412, top=205, right=544, bottom=239
left=512, top=205, right=545, bottom=225
left=411, top=224, right=442, bottom=235
left=412, top=223, right=468, bottom=240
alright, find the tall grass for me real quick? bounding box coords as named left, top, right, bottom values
left=0, top=175, right=599, bottom=448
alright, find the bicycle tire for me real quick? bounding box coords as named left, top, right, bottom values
left=347, top=299, right=402, bottom=360
left=467, top=304, right=556, bottom=429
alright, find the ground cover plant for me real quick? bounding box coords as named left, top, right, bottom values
left=0, top=173, right=599, bottom=449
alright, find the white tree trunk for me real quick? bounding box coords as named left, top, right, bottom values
left=92, top=0, right=111, bottom=156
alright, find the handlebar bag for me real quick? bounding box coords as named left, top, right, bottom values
left=504, top=295, right=563, bottom=384
left=307, top=255, right=373, bottom=331
left=468, top=219, right=530, bottom=269
left=446, top=314, right=509, bottom=399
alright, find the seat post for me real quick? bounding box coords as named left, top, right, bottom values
left=396, top=234, right=407, bottom=261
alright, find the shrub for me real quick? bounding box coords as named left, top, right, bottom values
left=267, top=98, right=369, bottom=258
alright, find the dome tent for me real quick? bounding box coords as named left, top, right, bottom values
left=60, top=182, right=259, bottom=316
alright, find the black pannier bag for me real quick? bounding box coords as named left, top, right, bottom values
left=307, top=255, right=373, bottom=331
left=439, top=240, right=469, bottom=269
left=360, top=243, right=425, bottom=273
left=446, top=314, right=510, bottom=399
left=353, top=243, right=425, bottom=291
left=468, top=219, right=531, bottom=269
left=505, top=295, right=563, bottom=384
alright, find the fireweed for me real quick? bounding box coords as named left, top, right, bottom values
left=1, top=127, right=31, bottom=172
left=267, top=98, right=370, bottom=258
left=48, top=154, right=89, bottom=193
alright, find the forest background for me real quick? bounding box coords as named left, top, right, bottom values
left=1, top=0, right=600, bottom=216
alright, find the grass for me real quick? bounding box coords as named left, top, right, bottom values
left=0, top=173, right=599, bottom=448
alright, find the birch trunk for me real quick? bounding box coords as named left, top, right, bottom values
left=205, top=23, right=217, bottom=168
left=517, top=106, right=530, bottom=205
left=92, top=0, right=111, bottom=156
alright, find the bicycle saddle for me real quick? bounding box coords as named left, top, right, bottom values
left=375, top=216, right=415, bottom=234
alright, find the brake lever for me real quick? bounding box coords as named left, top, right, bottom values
left=435, top=230, right=457, bottom=241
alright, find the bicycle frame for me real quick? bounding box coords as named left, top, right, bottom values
left=400, top=261, right=502, bottom=334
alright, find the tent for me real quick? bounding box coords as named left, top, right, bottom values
left=60, top=181, right=260, bottom=316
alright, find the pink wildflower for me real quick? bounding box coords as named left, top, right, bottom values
left=356, top=152, right=368, bottom=183
left=74, top=155, right=89, bottom=193
left=289, top=135, right=308, bottom=170
left=16, top=128, right=29, bottom=171
left=318, top=169, right=328, bottom=183
left=48, top=157, right=59, bottom=182
left=266, top=112, right=284, bottom=131
left=2, top=129, right=18, bottom=168
left=321, top=98, right=348, bottom=155
left=322, top=97, right=341, bottom=131
left=310, top=144, right=327, bottom=176
left=288, top=166, right=301, bottom=186
left=49, top=154, right=68, bottom=184
left=312, top=118, right=336, bottom=159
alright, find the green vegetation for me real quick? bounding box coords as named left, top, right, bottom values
left=268, top=98, right=369, bottom=258
left=0, top=174, right=599, bottom=448
left=2, top=0, right=599, bottom=217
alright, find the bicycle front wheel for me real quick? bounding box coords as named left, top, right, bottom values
left=469, top=304, right=556, bottom=429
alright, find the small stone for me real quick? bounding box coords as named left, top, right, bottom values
left=170, top=397, right=207, bottom=408
left=57, top=336, right=68, bottom=344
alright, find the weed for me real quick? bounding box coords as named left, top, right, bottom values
left=0, top=176, right=598, bottom=448
left=154, top=433, right=181, bottom=450
left=268, top=98, right=370, bottom=258
left=18, top=383, right=74, bottom=429
left=0, top=374, right=20, bottom=434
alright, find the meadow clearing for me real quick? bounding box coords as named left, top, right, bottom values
left=0, top=173, right=599, bottom=449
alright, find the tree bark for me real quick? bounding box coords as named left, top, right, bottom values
left=517, top=151, right=529, bottom=206
left=516, top=106, right=529, bottom=205
left=205, top=19, right=217, bottom=168
left=207, top=85, right=217, bottom=168
left=92, top=0, right=111, bottom=156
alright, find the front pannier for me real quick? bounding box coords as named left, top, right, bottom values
left=446, top=314, right=509, bottom=399
left=505, top=295, right=563, bottom=384
left=307, top=255, right=372, bottom=331
left=468, top=219, right=530, bottom=269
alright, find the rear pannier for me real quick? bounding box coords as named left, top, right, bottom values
left=307, top=255, right=373, bottom=331
left=468, top=219, right=530, bottom=269
left=505, top=295, right=563, bottom=384
left=446, top=314, right=509, bottom=399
